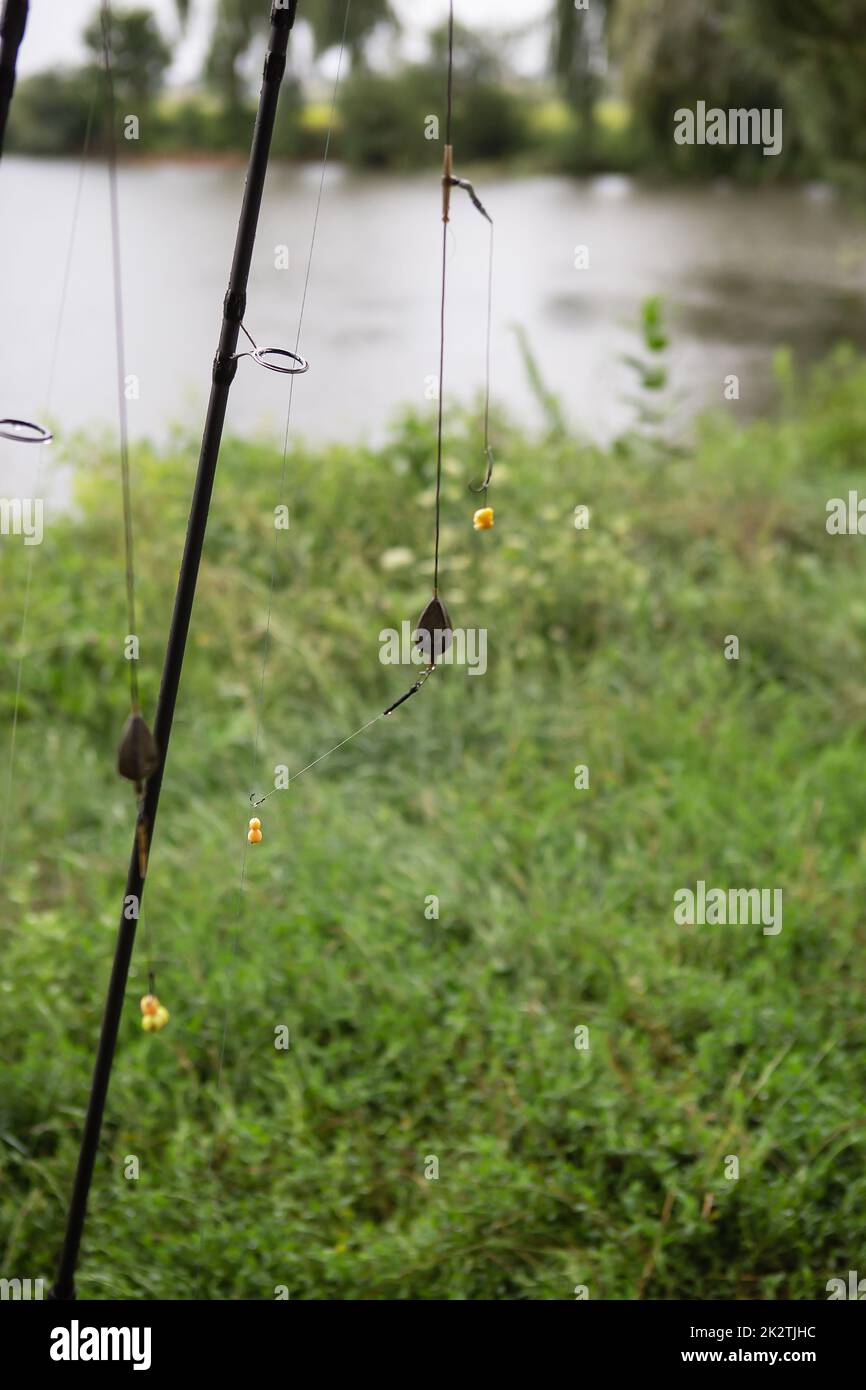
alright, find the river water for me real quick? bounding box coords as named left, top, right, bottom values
left=1, top=158, right=865, bottom=498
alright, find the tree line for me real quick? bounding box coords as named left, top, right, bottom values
left=6, top=0, right=865, bottom=185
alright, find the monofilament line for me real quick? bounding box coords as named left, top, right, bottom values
left=482, top=221, right=494, bottom=485
left=0, top=100, right=94, bottom=883
left=100, top=0, right=139, bottom=713
left=248, top=0, right=353, bottom=804
left=433, top=0, right=456, bottom=594
left=250, top=713, right=384, bottom=805
left=194, top=0, right=354, bottom=1298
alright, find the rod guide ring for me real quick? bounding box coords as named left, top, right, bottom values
left=234, top=321, right=309, bottom=376
left=0, top=418, right=53, bottom=444
left=251, top=346, right=309, bottom=375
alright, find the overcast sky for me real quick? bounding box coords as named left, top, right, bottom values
left=19, top=2, right=552, bottom=82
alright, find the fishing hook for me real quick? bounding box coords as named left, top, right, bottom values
left=469, top=444, right=494, bottom=494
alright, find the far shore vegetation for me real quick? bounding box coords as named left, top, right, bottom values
left=6, top=2, right=866, bottom=189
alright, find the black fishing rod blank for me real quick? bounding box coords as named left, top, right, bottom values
left=50, top=0, right=302, bottom=1302
left=0, top=0, right=27, bottom=159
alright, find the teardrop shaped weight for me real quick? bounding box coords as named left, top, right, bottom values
left=415, top=594, right=453, bottom=663
left=117, top=712, right=160, bottom=785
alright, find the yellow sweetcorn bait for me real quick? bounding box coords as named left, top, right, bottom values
left=473, top=507, right=494, bottom=531
left=140, top=994, right=169, bottom=1032
left=248, top=816, right=263, bottom=844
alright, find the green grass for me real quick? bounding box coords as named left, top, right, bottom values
left=2, top=348, right=866, bottom=1299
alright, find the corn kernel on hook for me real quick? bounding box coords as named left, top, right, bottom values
left=140, top=971, right=168, bottom=1032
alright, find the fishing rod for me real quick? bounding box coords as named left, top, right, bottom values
left=50, top=0, right=304, bottom=1302
left=0, top=0, right=52, bottom=444
left=0, top=0, right=26, bottom=158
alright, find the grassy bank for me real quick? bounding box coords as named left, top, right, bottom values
left=2, top=349, right=866, bottom=1298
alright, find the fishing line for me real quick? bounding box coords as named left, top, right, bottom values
left=99, top=0, right=160, bottom=895
left=246, top=0, right=352, bottom=810
left=244, top=0, right=497, bottom=814
left=98, top=0, right=162, bottom=1020
left=100, top=0, right=138, bottom=716
left=432, top=0, right=455, bottom=595
left=0, top=100, right=96, bottom=884
left=248, top=665, right=438, bottom=807
left=473, top=217, right=494, bottom=493
left=203, top=2, right=496, bottom=1285
left=192, top=0, right=355, bottom=1297
left=445, top=176, right=494, bottom=493
left=241, top=0, right=439, bottom=808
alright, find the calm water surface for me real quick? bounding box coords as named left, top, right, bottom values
left=1, top=158, right=865, bottom=502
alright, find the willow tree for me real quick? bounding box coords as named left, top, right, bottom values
left=305, top=0, right=396, bottom=68
left=200, top=0, right=396, bottom=109
left=733, top=0, right=866, bottom=184
left=608, top=0, right=787, bottom=174
left=83, top=5, right=172, bottom=109
left=550, top=0, right=609, bottom=146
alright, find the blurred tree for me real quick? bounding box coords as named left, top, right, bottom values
left=338, top=61, right=526, bottom=168
left=337, top=19, right=526, bottom=169
left=734, top=0, right=866, bottom=183
left=203, top=0, right=259, bottom=109
left=608, top=0, right=789, bottom=175
left=306, top=0, right=396, bottom=67
left=83, top=6, right=172, bottom=106
left=5, top=69, right=97, bottom=156
left=550, top=0, right=607, bottom=139
left=428, top=19, right=526, bottom=159
left=338, top=67, right=437, bottom=167
left=202, top=0, right=305, bottom=152
left=201, top=0, right=396, bottom=111
left=427, top=17, right=501, bottom=82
